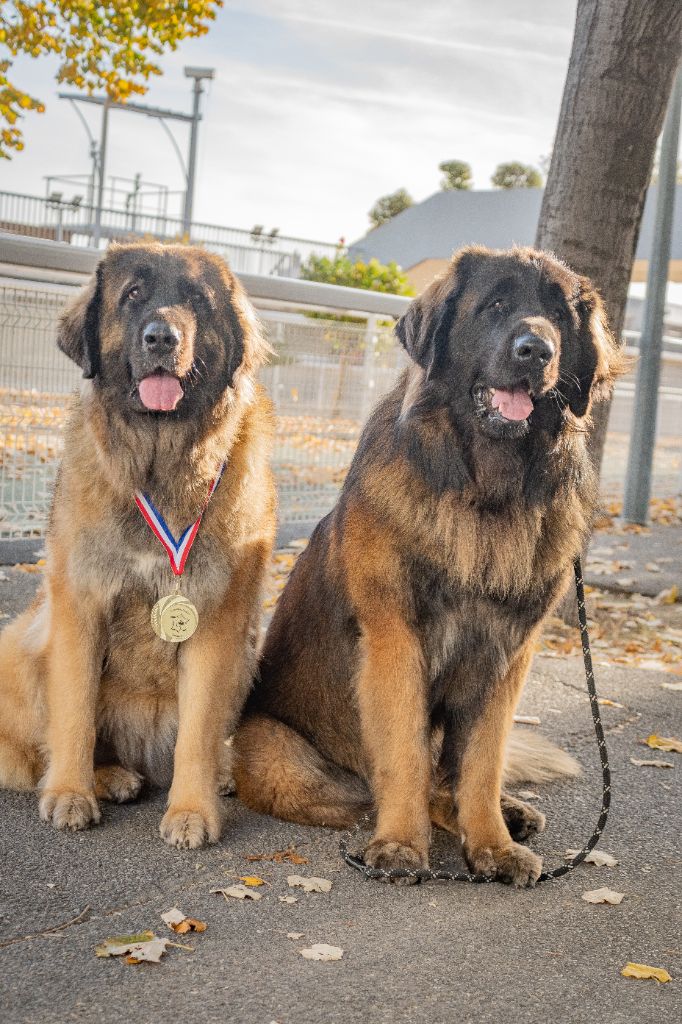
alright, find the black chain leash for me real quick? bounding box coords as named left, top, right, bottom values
left=339, top=557, right=612, bottom=884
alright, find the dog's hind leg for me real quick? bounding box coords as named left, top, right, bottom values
left=430, top=787, right=544, bottom=843
left=94, top=765, right=143, bottom=803
left=0, top=614, right=47, bottom=791
left=233, top=713, right=371, bottom=828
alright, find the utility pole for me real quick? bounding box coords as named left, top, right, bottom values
left=182, top=67, right=214, bottom=238
left=92, top=97, right=110, bottom=249
left=59, top=67, right=214, bottom=248
left=623, top=67, right=682, bottom=524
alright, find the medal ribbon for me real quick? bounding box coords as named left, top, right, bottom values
left=134, top=463, right=225, bottom=576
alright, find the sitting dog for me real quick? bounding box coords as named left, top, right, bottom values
left=234, top=246, right=623, bottom=885
left=0, top=243, right=276, bottom=848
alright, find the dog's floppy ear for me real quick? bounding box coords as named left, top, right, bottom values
left=57, top=263, right=103, bottom=379
left=395, top=250, right=472, bottom=378
left=211, top=257, right=272, bottom=383
left=567, top=278, right=625, bottom=418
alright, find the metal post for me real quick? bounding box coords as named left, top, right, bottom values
left=360, top=315, right=378, bottom=422
left=622, top=67, right=682, bottom=524
left=182, top=79, right=202, bottom=238
left=182, top=68, right=214, bottom=238
left=92, top=97, right=110, bottom=248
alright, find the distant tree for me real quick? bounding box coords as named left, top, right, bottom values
left=300, top=251, right=413, bottom=296
left=439, top=160, right=473, bottom=191
left=491, top=162, right=543, bottom=189
left=368, top=189, right=413, bottom=228
left=0, top=1, right=222, bottom=158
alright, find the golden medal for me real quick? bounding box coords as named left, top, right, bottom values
left=134, top=465, right=224, bottom=643
left=150, top=593, right=199, bottom=643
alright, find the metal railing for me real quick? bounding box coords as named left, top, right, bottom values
left=0, top=235, right=679, bottom=541
left=0, top=190, right=339, bottom=277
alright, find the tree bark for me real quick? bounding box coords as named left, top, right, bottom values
left=535, top=0, right=682, bottom=619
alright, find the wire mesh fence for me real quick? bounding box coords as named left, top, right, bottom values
left=0, top=278, right=679, bottom=542
left=0, top=281, right=405, bottom=539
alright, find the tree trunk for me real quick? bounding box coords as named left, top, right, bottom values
left=535, top=0, right=682, bottom=619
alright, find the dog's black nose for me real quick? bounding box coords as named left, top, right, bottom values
left=512, top=332, right=555, bottom=367
left=142, top=320, right=180, bottom=351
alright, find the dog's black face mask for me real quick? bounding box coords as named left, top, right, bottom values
left=57, top=244, right=267, bottom=422
left=396, top=246, right=620, bottom=442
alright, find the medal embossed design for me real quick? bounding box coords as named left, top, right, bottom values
left=134, top=466, right=224, bottom=643
left=151, top=593, right=199, bottom=643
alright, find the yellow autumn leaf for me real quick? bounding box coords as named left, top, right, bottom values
left=643, top=734, right=682, bottom=753
left=239, top=876, right=266, bottom=887
left=621, top=963, right=672, bottom=983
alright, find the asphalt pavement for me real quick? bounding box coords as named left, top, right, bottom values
left=0, top=562, right=680, bottom=1023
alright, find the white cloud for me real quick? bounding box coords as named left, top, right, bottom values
left=2, top=0, right=577, bottom=243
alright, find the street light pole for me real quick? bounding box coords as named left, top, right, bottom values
left=182, top=67, right=214, bottom=239
left=622, top=67, right=682, bottom=524
left=92, top=97, right=110, bottom=248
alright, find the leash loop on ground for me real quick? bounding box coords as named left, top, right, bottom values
left=339, top=557, right=611, bottom=884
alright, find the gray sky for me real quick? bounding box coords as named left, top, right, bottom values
left=3, top=0, right=578, bottom=243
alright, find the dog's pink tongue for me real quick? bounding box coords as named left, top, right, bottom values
left=491, top=388, right=533, bottom=421
left=138, top=373, right=183, bottom=411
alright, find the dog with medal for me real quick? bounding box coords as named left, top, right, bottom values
left=0, top=243, right=275, bottom=849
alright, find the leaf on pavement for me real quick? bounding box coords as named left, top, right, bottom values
left=655, top=585, right=679, bottom=605
left=300, top=943, right=344, bottom=962
left=621, top=962, right=672, bottom=983
left=630, top=757, right=674, bottom=769
left=246, top=846, right=308, bottom=865
left=642, top=734, right=682, bottom=753
left=95, top=931, right=170, bottom=964
left=211, top=885, right=262, bottom=901
left=597, top=698, right=624, bottom=708
left=287, top=875, right=332, bottom=893
left=287, top=932, right=304, bottom=940
left=565, top=849, right=618, bottom=867
left=160, top=908, right=206, bottom=934
left=278, top=895, right=298, bottom=904
left=239, top=876, right=266, bottom=887
left=661, top=681, right=682, bottom=691
left=513, top=715, right=541, bottom=726
left=582, top=887, right=625, bottom=905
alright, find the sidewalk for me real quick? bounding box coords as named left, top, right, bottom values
left=0, top=548, right=680, bottom=1023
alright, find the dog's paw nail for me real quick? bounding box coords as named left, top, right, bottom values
left=160, top=807, right=221, bottom=849
left=363, top=839, right=428, bottom=884
left=39, top=790, right=101, bottom=830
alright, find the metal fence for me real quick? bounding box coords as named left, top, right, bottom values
left=0, top=236, right=680, bottom=541
left=0, top=278, right=405, bottom=540
left=0, top=190, right=338, bottom=278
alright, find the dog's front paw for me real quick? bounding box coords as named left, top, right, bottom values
left=465, top=841, right=542, bottom=888
left=363, top=838, right=428, bottom=885
left=501, top=794, right=546, bottom=842
left=160, top=802, right=223, bottom=849
left=39, top=789, right=101, bottom=831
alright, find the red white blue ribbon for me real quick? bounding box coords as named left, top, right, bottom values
left=134, top=463, right=225, bottom=576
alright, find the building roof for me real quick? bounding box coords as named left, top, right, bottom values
left=348, top=185, right=682, bottom=269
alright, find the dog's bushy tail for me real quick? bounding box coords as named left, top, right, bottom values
left=503, top=728, right=581, bottom=785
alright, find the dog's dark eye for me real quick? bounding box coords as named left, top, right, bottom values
left=126, top=285, right=140, bottom=301
left=488, top=299, right=507, bottom=314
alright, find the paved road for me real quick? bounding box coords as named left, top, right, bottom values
left=0, top=581, right=680, bottom=1022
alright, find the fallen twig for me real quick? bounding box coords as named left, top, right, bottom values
left=0, top=904, right=92, bottom=949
